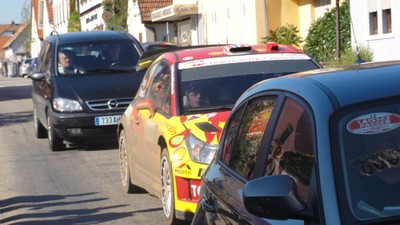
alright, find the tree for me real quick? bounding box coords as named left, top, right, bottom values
left=303, top=1, right=351, bottom=63
left=68, top=0, right=81, bottom=32
left=102, top=0, right=128, bottom=30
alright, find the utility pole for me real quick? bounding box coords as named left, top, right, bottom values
left=336, top=0, right=341, bottom=60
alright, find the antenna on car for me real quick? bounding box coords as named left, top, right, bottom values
left=349, top=5, right=364, bottom=64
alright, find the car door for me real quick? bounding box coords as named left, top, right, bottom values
left=200, top=95, right=281, bottom=225
left=32, top=41, right=53, bottom=125
left=132, top=60, right=172, bottom=188
left=199, top=93, right=321, bottom=225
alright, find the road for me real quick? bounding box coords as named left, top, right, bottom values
left=0, top=76, right=175, bottom=224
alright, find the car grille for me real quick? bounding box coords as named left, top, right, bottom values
left=86, top=97, right=132, bottom=111
left=82, top=126, right=117, bottom=136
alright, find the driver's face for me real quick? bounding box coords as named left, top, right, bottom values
left=188, top=90, right=203, bottom=108
left=59, top=53, right=72, bottom=68
left=108, top=45, right=120, bottom=61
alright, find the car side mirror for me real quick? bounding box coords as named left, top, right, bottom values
left=30, top=72, right=45, bottom=81
left=243, top=175, right=312, bottom=220
left=135, top=99, right=155, bottom=119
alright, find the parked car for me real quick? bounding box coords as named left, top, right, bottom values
left=19, top=57, right=32, bottom=77
left=26, top=57, right=37, bottom=78
left=117, top=43, right=322, bottom=224
left=141, top=41, right=178, bottom=52
left=31, top=30, right=144, bottom=151
left=191, top=61, right=400, bottom=225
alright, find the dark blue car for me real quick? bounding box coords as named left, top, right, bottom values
left=192, top=61, right=400, bottom=225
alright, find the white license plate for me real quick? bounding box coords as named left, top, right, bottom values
left=95, top=115, right=121, bottom=126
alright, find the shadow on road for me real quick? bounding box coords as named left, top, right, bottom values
left=0, top=111, right=32, bottom=127
left=0, top=192, right=163, bottom=224
left=0, top=85, right=32, bottom=102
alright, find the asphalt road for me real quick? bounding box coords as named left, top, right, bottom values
left=0, top=76, right=176, bottom=225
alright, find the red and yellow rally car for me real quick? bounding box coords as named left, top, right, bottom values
left=117, top=43, right=322, bottom=224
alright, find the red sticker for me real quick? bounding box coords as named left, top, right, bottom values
left=347, top=112, right=400, bottom=134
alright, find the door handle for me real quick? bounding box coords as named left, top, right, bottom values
left=200, top=197, right=216, bottom=213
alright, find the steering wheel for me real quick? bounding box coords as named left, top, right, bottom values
left=110, top=61, right=130, bottom=67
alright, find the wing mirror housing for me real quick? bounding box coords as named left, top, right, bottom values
left=243, top=175, right=313, bottom=220
left=135, top=99, right=155, bottom=119
left=30, top=72, right=45, bottom=81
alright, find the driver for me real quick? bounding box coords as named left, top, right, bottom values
left=105, top=44, right=121, bottom=65
left=184, top=82, right=209, bottom=109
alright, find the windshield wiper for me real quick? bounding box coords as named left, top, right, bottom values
left=187, top=104, right=234, bottom=113
left=85, top=67, right=134, bottom=73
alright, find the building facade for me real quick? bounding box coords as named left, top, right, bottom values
left=350, top=0, right=400, bottom=62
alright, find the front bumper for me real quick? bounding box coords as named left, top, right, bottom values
left=173, top=161, right=209, bottom=214
left=48, top=109, right=124, bottom=144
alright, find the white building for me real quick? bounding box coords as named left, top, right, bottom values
left=79, top=0, right=104, bottom=31
left=350, top=0, right=400, bottom=62
left=52, top=0, right=69, bottom=34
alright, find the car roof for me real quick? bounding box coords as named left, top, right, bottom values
left=241, top=61, right=400, bottom=109
left=47, top=30, right=134, bottom=44
left=137, top=43, right=308, bottom=71
left=166, top=43, right=304, bottom=63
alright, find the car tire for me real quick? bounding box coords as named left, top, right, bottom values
left=34, top=107, right=47, bottom=138
left=160, top=148, right=179, bottom=225
left=119, top=130, right=138, bottom=193
left=47, top=115, right=65, bottom=151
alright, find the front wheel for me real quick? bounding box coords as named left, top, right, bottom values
left=160, top=148, right=179, bottom=225
left=119, top=130, right=138, bottom=193
left=47, top=115, right=65, bottom=151
left=34, top=107, right=47, bottom=138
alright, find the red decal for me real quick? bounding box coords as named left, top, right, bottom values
left=205, top=112, right=230, bottom=143
left=347, top=113, right=400, bottom=134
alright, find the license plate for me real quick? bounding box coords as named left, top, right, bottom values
left=95, top=115, right=121, bottom=126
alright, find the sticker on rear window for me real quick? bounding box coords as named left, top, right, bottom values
left=347, top=112, right=400, bottom=135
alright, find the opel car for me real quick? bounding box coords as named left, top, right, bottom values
left=31, top=30, right=144, bottom=151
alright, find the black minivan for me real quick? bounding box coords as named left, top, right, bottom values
left=31, top=30, right=144, bottom=151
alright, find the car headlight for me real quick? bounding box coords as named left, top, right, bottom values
left=53, top=97, right=83, bottom=112
left=186, top=133, right=218, bottom=164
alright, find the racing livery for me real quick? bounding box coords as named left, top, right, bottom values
left=117, top=43, right=322, bottom=224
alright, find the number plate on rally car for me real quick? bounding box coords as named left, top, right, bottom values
left=95, top=115, right=121, bottom=126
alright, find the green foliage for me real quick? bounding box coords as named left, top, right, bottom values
left=261, top=24, right=303, bottom=47
left=68, top=10, right=81, bottom=32
left=304, top=1, right=352, bottom=63
left=67, top=0, right=80, bottom=32
left=324, top=45, right=374, bottom=67
left=103, top=0, right=128, bottom=30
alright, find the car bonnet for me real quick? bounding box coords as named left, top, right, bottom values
left=180, top=111, right=230, bottom=144
left=53, top=71, right=144, bottom=109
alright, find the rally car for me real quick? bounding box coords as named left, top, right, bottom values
left=117, top=43, right=322, bottom=224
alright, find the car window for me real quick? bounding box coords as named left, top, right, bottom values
left=179, top=58, right=319, bottom=114
left=336, top=99, right=400, bottom=222
left=264, top=97, right=315, bottom=202
left=221, top=97, right=277, bottom=179
left=146, top=60, right=171, bottom=116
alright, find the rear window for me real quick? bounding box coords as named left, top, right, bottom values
left=334, top=98, right=400, bottom=223
left=179, top=58, right=319, bottom=113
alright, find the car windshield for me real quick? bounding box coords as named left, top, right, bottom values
left=57, top=39, right=140, bottom=75
left=179, top=58, right=319, bottom=114
left=334, top=98, right=400, bottom=223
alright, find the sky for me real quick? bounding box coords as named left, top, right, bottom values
left=0, top=0, right=30, bottom=24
